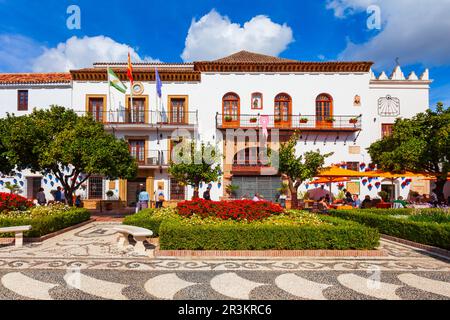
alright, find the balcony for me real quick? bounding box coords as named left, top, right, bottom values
left=216, top=114, right=362, bottom=132
left=78, top=110, right=198, bottom=129
left=134, top=150, right=169, bottom=168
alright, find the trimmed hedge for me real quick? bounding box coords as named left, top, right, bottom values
left=331, top=210, right=450, bottom=250
left=123, top=209, right=167, bottom=237
left=158, top=215, right=379, bottom=250
left=0, top=208, right=91, bottom=238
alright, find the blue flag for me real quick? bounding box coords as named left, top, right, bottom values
left=155, top=68, right=162, bottom=98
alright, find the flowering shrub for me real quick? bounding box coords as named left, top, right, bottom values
left=4, top=204, right=71, bottom=218
left=177, top=199, right=284, bottom=221
left=0, top=192, right=33, bottom=212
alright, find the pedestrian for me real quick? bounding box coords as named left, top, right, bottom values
left=203, top=185, right=211, bottom=200
left=361, top=195, right=372, bottom=209
left=75, top=195, right=82, bottom=208
left=430, top=189, right=438, bottom=207
left=138, top=187, right=150, bottom=211
left=54, top=186, right=62, bottom=203
left=36, top=187, right=46, bottom=206
left=252, top=193, right=260, bottom=202
left=352, top=194, right=361, bottom=208
left=155, top=186, right=165, bottom=209
left=343, top=189, right=353, bottom=204
left=60, top=187, right=66, bottom=204
left=318, top=197, right=330, bottom=213
left=279, top=193, right=287, bottom=208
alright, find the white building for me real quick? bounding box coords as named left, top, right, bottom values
left=0, top=51, right=435, bottom=207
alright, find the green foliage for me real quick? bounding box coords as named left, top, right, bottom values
left=278, top=133, right=332, bottom=206
left=331, top=209, right=450, bottom=249
left=123, top=208, right=177, bottom=237
left=377, top=191, right=389, bottom=202
left=3, top=182, right=21, bottom=194
left=157, top=213, right=379, bottom=250
left=0, top=106, right=137, bottom=204
left=368, top=103, right=450, bottom=200
left=0, top=207, right=90, bottom=238
left=409, top=209, right=450, bottom=224
left=225, top=184, right=239, bottom=196
left=168, top=141, right=222, bottom=196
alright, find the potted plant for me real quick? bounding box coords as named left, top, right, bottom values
left=325, top=117, right=335, bottom=123
left=274, top=116, right=281, bottom=122
left=349, top=117, right=358, bottom=124
left=378, top=190, right=389, bottom=203
left=225, top=184, right=239, bottom=198
left=299, top=117, right=308, bottom=124
left=224, top=115, right=233, bottom=122
left=250, top=117, right=258, bottom=123
left=105, top=190, right=115, bottom=211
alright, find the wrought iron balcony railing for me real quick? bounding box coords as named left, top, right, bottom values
left=216, top=113, right=362, bottom=131
left=133, top=150, right=169, bottom=167
left=76, top=110, right=198, bottom=126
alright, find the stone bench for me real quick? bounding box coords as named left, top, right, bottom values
left=0, top=225, right=32, bottom=247
left=113, top=225, right=153, bottom=255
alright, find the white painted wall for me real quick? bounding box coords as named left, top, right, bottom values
left=0, top=66, right=431, bottom=202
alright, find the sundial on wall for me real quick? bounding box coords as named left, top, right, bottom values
left=378, top=95, right=400, bottom=116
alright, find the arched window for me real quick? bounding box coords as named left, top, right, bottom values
left=315, top=93, right=333, bottom=127
left=274, top=93, right=291, bottom=126
left=222, top=92, right=240, bottom=124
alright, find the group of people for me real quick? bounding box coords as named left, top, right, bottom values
left=135, top=184, right=166, bottom=211
left=36, top=186, right=79, bottom=206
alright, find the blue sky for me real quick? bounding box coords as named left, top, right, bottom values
left=0, top=0, right=449, bottom=107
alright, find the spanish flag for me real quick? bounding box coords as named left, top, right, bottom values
left=127, top=52, right=134, bottom=85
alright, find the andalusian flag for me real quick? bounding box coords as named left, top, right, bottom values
left=108, top=67, right=127, bottom=94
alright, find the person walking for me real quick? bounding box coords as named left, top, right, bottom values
left=155, top=186, right=165, bottom=208
left=36, top=188, right=47, bottom=206
left=54, top=186, right=62, bottom=203
left=138, top=187, right=150, bottom=211
left=279, top=193, right=287, bottom=208
left=203, top=186, right=211, bottom=200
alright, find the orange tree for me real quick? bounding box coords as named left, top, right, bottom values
left=278, top=133, right=332, bottom=208
left=368, top=103, right=450, bottom=202
left=0, top=106, right=137, bottom=205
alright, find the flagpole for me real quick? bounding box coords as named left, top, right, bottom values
left=107, top=64, right=112, bottom=123
left=156, top=67, right=158, bottom=123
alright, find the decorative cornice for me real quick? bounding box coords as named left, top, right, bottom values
left=70, top=68, right=201, bottom=82
left=194, top=61, right=374, bottom=73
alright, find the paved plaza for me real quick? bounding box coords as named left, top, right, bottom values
left=0, top=222, right=449, bottom=300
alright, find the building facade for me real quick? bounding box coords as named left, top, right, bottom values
left=0, top=51, right=435, bottom=206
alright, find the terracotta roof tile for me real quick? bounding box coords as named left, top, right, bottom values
left=0, top=73, right=72, bottom=84
left=210, top=51, right=298, bottom=64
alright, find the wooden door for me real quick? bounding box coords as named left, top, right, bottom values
left=316, top=94, right=333, bottom=128
left=274, top=93, right=291, bottom=128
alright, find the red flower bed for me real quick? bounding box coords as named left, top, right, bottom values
left=177, top=199, right=284, bottom=221
left=0, top=192, right=33, bottom=212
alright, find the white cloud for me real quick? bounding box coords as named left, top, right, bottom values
left=326, top=0, right=450, bottom=69
left=32, top=35, right=160, bottom=72
left=181, top=10, right=294, bottom=62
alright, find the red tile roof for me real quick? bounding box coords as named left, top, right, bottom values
left=195, top=50, right=373, bottom=73
left=210, top=51, right=298, bottom=64
left=0, top=73, right=72, bottom=84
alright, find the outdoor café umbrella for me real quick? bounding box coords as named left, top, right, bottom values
left=315, top=166, right=369, bottom=194
left=308, top=177, right=350, bottom=199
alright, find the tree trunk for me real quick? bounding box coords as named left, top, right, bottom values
left=288, top=179, right=298, bottom=209
left=192, top=184, right=200, bottom=200
left=291, top=191, right=298, bottom=209
left=434, top=177, right=447, bottom=203
left=65, top=189, right=74, bottom=206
